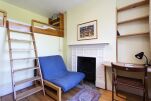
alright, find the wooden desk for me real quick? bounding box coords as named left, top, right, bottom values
left=103, top=62, right=151, bottom=90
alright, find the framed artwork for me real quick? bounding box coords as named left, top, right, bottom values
left=77, top=20, right=97, bottom=41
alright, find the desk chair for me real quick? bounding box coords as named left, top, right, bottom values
left=111, top=63, right=148, bottom=101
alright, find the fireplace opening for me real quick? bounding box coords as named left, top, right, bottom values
left=77, top=56, right=96, bottom=84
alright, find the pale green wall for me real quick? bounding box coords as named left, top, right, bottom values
left=66, top=0, right=117, bottom=67
left=65, top=0, right=117, bottom=91
left=0, top=0, right=48, bottom=24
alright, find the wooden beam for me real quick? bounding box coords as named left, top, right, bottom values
left=33, top=27, right=59, bottom=36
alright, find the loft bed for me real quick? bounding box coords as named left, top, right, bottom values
left=0, top=9, right=64, bottom=37
left=31, top=19, right=64, bottom=37
left=6, top=20, right=64, bottom=37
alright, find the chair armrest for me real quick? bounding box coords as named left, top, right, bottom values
left=44, top=80, right=61, bottom=91
left=44, top=80, right=61, bottom=101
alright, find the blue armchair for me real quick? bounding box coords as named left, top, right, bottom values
left=39, top=55, right=85, bottom=100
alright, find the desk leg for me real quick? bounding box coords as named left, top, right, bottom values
left=104, top=66, right=107, bottom=90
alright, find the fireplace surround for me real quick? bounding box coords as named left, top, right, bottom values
left=70, top=44, right=107, bottom=89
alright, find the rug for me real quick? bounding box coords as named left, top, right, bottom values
left=69, top=85, right=101, bottom=101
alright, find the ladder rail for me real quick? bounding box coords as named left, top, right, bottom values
left=0, top=9, right=7, bottom=27
left=6, top=21, right=16, bottom=100
left=31, top=20, right=45, bottom=96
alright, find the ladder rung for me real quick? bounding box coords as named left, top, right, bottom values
left=15, top=76, right=41, bottom=86
left=13, top=67, right=39, bottom=72
left=11, top=57, right=37, bottom=61
left=10, top=49, right=35, bottom=52
left=16, top=86, right=43, bottom=101
left=9, top=39, right=33, bottom=43
left=9, top=29, right=32, bottom=34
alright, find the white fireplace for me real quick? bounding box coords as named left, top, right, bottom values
left=70, top=44, right=108, bottom=89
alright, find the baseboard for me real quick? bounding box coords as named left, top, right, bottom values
left=95, top=81, right=105, bottom=89
left=0, top=83, right=32, bottom=96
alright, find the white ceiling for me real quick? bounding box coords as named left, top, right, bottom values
left=2, top=0, right=87, bottom=17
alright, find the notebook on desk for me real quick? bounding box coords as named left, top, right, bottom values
left=124, top=63, right=134, bottom=67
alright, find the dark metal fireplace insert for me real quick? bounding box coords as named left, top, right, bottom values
left=77, top=56, right=96, bottom=84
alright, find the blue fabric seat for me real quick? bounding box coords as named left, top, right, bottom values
left=39, top=55, right=85, bottom=92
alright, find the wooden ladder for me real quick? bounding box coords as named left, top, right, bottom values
left=6, top=21, right=45, bottom=101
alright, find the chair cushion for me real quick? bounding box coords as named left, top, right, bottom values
left=50, top=72, right=85, bottom=92
left=39, top=55, right=68, bottom=80
left=39, top=55, right=85, bottom=92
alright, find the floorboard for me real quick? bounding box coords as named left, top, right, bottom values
left=1, top=86, right=151, bottom=101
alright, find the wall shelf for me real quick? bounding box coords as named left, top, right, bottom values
left=118, top=15, right=149, bottom=25
left=49, top=13, right=64, bottom=30
left=116, top=0, right=149, bottom=62
left=117, top=32, right=149, bottom=38
left=117, top=0, right=149, bottom=12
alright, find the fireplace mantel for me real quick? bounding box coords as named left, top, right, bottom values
left=68, top=42, right=109, bottom=46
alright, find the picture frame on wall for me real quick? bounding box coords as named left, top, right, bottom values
left=77, top=20, right=97, bottom=41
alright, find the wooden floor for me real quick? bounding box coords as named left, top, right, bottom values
left=0, top=87, right=150, bottom=101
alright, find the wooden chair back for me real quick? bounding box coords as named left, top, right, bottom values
left=111, top=62, right=147, bottom=73
left=111, top=63, right=148, bottom=101
left=111, top=62, right=147, bottom=85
